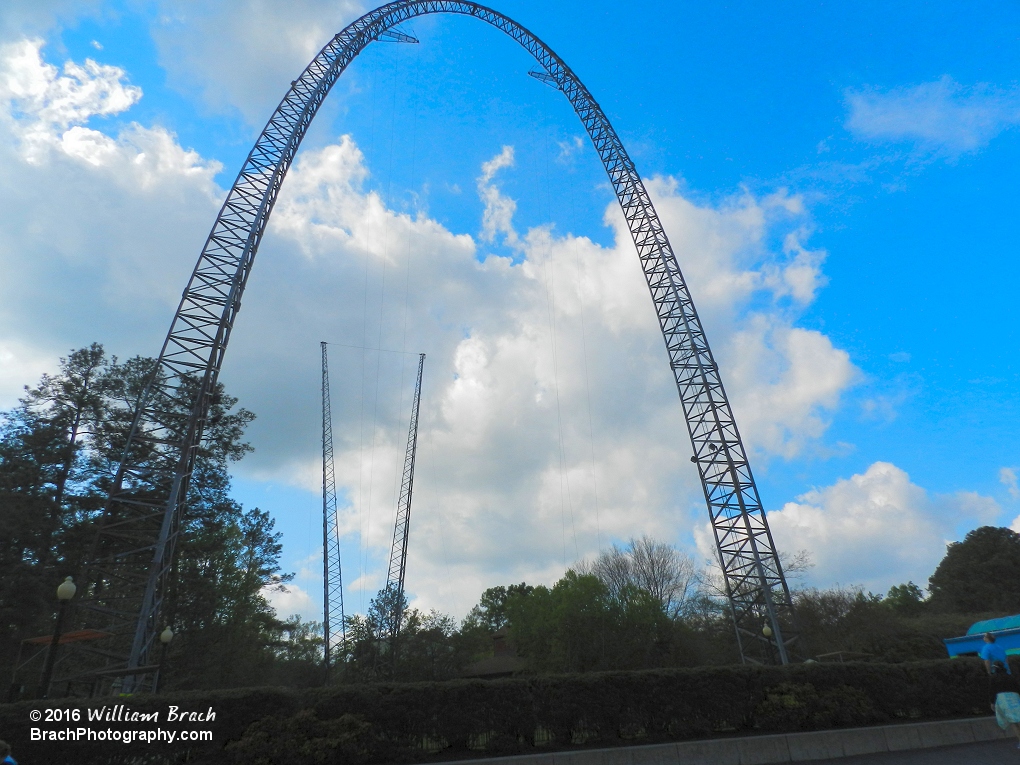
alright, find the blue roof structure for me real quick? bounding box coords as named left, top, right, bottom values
left=966, top=615, right=1020, bottom=635
left=945, top=615, right=1020, bottom=658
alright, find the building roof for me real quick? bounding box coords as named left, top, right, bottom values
left=461, top=654, right=528, bottom=678
left=967, top=615, right=1020, bottom=635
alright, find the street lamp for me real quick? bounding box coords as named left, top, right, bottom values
left=761, top=622, right=779, bottom=664
left=155, top=627, right=174, bottom=693
left=39, top=576, right=76, bottom=699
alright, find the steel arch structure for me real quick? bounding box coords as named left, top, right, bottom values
left=78, top=0, right=796, bottom=691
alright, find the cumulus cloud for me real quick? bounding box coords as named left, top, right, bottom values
left=0, top=38, right=141, bottom=160
left=0, top=0, right=101, bottom=41
left=209, top=138, right=862, bottom=616
left=1001, top=467, right=1020, bottom=500
left=0, top=338, right=53, bottom=409
left=845, top=75, right=1020, bottom=155
left=724, top=316, right=854, bottom=458
left=150, top=0, right=364, bottom=122
left=0, top=39, right=223, bottom=398
left=476, top=144, right=519, bottom=247
left=0, top=38, right=219, bottom=186
left=263, top=582, right=318, bottom=622
left=726, top=461, right=1002, bottom=593
left=640, top=180, right=854, bottom=458
left=0, top=37, right=861, bottom=618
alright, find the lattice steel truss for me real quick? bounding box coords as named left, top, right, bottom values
left=384, top=353, right=425, bottom=641
left=75, top=0, right=795, bottom=689
left=321, top=343, right=347, bottom=677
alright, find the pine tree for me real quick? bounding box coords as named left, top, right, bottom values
left=1, top=344, right=311, bottom=694
left=0, top=345, right=110, bottom=676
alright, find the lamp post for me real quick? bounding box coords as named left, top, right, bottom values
left=39, top=576, right=76, bottom=699
left=762, top=622, right=777, bottom=664
left=155, top=627, right=173, bottom=693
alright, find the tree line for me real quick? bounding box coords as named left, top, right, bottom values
left=0, top=344, right=318, bottom=696
left=2, top=344, right=1018, bottom=695
left=337, top=525, right=1020, bottom=680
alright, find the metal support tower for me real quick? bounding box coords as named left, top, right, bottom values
left=384, top=353, right=425, bottom=641
left=321, top=342, right=347, bottom=677
left=75, top=0, right=795, bottom=688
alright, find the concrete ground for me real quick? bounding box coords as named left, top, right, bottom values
left=434, top=717, right=1012, bottom=765
left=799, top=737, right=1019, bottom=764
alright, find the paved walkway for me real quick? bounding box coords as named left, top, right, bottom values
left=799, top=738, right=1018, bottom=764
left=433, top=717, right=1011, bottom=765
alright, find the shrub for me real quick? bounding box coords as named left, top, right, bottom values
left=0, top=658, right=997, bottom=764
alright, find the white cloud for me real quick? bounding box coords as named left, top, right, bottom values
left=0, top=38, right=861, bottom=619
left=263, top=582, right=318, bottom=622
left=0, top=40, right=224, bottom=396
left=0, top=1, right=101, bottom=41
left=860, top=391, right=908, bottom=424
left=0, top=39, right=219, bottom=190
left=0, top=4, right=1005, bottom=637
left=0, top=338, right=54, bottom=409
left=212, top=140, right=861, bottom=616
left=639, top=179, right=855, bottom=459
left=845, top=75, right=1020, bottom=155
left=771, top=230, right=828, bottom=304
left=1002, top=467, right=1020, bottom=500
left=946, top=490, right=1000, bottom=524
left=724, top=316, right=855, bottom=458
left=0, top=38, right=141, bottom=161
left=476, top=144, right=519, bottom=247
left=150, top=0, right=364, bottom=122
left=729, top=461, right=1002, bottom=593
left=556, top=135, right=583, bottom=162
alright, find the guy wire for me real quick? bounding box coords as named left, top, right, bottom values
left=538, top=146, right=579, bottom=566
left=566, top=148, right=603, bottom=553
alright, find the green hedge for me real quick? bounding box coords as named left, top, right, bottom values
left=0, top=659, right=998, bottom=764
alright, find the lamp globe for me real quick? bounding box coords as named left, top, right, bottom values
left=56, top=576, right=76, bottom=601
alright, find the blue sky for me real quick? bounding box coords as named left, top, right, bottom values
left=1, top=0, right=1019, bottom=621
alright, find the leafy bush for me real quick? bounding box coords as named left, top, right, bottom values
left=225, top=709, right=373, bottom=765
left=0, top=658, right=999, bottom=764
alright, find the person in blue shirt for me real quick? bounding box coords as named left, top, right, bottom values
left=982, top=634, right=1020, bottom=748
left=980, top=632, right=1011, bottom=675
left=0, top=739, right=16, bottom=765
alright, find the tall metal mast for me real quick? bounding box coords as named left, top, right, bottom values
left=384, top=353, right=425, bottom=641
left=321, top=342, right=346, bottom=676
